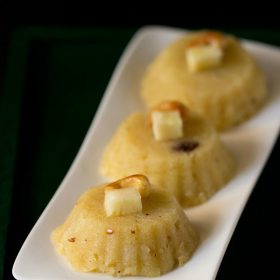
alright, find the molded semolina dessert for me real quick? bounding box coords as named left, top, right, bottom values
left=100, top=101, right=235, bottom=207
left=51, top=175, right=199, bottom=276
left=141, top=30, right=267, bottom=130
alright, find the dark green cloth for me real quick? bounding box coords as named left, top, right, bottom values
left=0, top=27, right=135, bottom=280
left=0, top=27, right=279, bottom=280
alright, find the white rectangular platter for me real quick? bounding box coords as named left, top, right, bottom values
left=13, top=26, right=280, bottom=280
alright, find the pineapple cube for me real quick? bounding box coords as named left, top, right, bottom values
left=104, top=187, right=142, bottom=217
left=186, top=45, right=223, bottom=73
left=152, top=110, right=183, bottom=141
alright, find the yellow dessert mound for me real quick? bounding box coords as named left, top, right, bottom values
left=100, top=111, right=235, bottom=207
left=141, top=32, right=267, bottom=130
left=51, top=187, right=199, bottom=276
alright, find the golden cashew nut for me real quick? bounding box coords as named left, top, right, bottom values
left=105, top=174, right=151, bottom=197
left=187, top=31, right=228, bottom=49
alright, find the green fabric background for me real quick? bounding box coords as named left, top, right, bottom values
left=0, top=27, right=279, bottom=279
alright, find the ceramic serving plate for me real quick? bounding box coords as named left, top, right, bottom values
left=13, top=26, right=280, bottom=280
